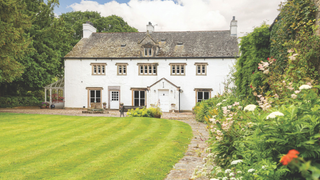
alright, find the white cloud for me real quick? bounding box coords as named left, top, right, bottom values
left=69, top=0, right=285, bottom=36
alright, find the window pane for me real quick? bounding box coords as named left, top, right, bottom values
left=102, top=66, right=105, bottom=73
left=145, top=48, right=147, bottom=56
left=149, top=65, right=152, bottom=74
left=134, top=91, right=139, bottom=98
left=144, top=65, right=147, bottom=73
left=181, top=65, right=184, bottom=74
left=90, top=90, right=95, bottom=98
left=198, top=92, right=203, bottom=101
left=153, top=66, right=156, bottom=74
left=98, top=66, right=101, bottom=73
left=96, top=90, right=101, bottom=98
left=94, top=66, right=96, bottom=74
left=119, top=66, right=122, bottom=74
left=177, top=65, right=180, bottom=74
left=140, top=99, right=145, bottom=106
left=202, top=65, right=205, bottom=74
left=204, top=92, right=209, bottom=100
left=172, top=66, right=175, bottom=73
left=197, top=65, right=200, bottom=74
left=149, top=48, right=152, bottom=56
left=140, top=91, right=145, bottom=98
left=123, top=66, right=126, bottom=74
left=140, top=66, right=143, bottom=74
left=134, top=99, right=139, bottom=106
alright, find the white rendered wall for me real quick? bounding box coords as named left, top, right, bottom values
left=64, top=58, right=235, bottom=110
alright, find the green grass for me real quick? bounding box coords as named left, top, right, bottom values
left=0, top=113, right=192, bottom=180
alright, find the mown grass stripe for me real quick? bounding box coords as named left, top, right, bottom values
left=107, top=120, right=192, bottom=180
left=0, top=114, right=75, bottom=137
left=2, top=118, right=141, bottom=180
left=20, top=118, right=152, bottom=180
left=0, top=117, right=128, bottom=174
left=0, top=114, right=193, bottom=180
left=59, top=118, right=172, bottom=180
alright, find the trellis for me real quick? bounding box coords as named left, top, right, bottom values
left=44, top=78, right=64, bottom=105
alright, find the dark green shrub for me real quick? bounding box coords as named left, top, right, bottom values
left=0, top=96, right=42, bottom=108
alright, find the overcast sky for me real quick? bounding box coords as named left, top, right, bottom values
left=55, top=0, right=286, bottom=36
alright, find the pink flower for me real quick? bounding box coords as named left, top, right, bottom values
left=295, top=90, right=300, bottom=94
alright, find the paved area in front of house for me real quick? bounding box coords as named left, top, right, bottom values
left=0, top=108, right=210, bottom=180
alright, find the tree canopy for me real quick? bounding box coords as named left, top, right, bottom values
left=60, top=11, right=138, bottom=46
left=0, top=0, right=31, bottom=83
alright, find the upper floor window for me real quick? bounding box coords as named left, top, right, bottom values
left=138, top=63, right=157, bottom=75
left=170, top=63, right=186, bottom=76
left=195, top=62, right=208, bottom=76
left=116, top=63, right=128, bottom=76
left=91, top=63, right=106, bottom=75
left=144, top=48, right=153, bottom=57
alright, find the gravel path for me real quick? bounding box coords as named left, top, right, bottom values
left=0, top=108, right=210, bottom=180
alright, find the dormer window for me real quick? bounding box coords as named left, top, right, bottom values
left=144, top=48, right=152, bottom=57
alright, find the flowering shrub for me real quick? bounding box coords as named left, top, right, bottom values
left=127, top=106, right=162, bottom=118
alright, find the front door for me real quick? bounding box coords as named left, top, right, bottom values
left=110, top=91, right=119, bottom=109
left=158, top=90, right=169, bottom=112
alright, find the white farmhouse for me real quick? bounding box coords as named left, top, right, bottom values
left=64, top=17, right=239, bottom=112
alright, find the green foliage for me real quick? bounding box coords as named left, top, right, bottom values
left=234, top=24, right=270, bottom=102
left=60, top=11, right=138, bottom=46
left=0, top=0, right=31, bottom=83
left=270, top=0, right=317, bottom=73
left=0, top=96, right=42, bottom=108
left=127, top=106, right=162, bottom=118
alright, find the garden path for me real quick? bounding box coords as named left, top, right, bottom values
left=0, top=108, right=210, bottom=180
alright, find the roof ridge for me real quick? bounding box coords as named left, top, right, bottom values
left=93, top=30, right=230, bottom=34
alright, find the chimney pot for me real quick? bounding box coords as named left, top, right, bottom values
left=146, top=22, right=154, bottom=34
left=230, top=16, right=237, bottom=37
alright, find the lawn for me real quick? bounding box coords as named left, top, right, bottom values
left=0, top=113, right=192, bottom=180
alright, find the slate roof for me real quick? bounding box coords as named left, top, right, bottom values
left=64, top=30, right=239, bottom=58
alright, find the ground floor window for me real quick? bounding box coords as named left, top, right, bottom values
left=197, top=91, right=209, bottom=102
left=194, top=88, right=212, bottom=103
left=90, top=90, right=101, bottom=103
left=134, top=90, right=145, bottom=106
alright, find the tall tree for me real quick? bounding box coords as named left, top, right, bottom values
left=1, top=0, right=74, bottom=95
left=60, top=11, right=138, bottom=46
left=0, top=0, right=31, bottom=83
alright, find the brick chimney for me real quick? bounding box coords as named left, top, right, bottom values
left=83, top=21, right=96, bottom=38
left=146, top=22, right=154, bottom=34
left=230, top=16, right=237, bottom=37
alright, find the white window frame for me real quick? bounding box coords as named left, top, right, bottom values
left=170, top=63, right=186, bottom=76
left=91, top=63, right=106, bottom=75
left=195, top=63, right=207, bottom=76
left=138, top=63, right=157, bottom=76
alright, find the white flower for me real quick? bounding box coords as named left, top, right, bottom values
left=230, top=178, right=236, bottom=180
left=299, top=84, right=312, bottom=90
left=287, top=49, right=294, bottom=53
left=210, top=179, right=219, bottom=180
left=216, top=102, right=222, bottom=106
left=237, top=171, right=242, bottom=174
left=222, top=99, right=227, bottom=102
left=229, top=172, right=235, bottom=176
left=222, top=177, right=228, bottom=180
left=263, top=69, right=269, bottom=74
left=238, top=106, right=242, bottom=110
left=289, top=53, right=298, bottom=60
left=253, top=173, right=257, bottom=175
left=222, top=106, right=227, bottom=111
left=262, top=165, right=267, bottom=169
left=231, top=159, right=243, bottom=165
left=244, top=104, right=256, bottom=111
left=228, top=105, right=232, bottom=109
left=295, top=90, right=301, bottom=94
left=233, top=102, right=240, bottom=106
left=225, top=169, right=232, bottom=174
left=248, top=169, right=255, bottom=173
left=266, top=111, right=284, bottom=119
left=291, top=94, right=297, bottom=99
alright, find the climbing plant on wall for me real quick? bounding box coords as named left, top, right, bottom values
left=234, top=24, right=270, bottom=102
